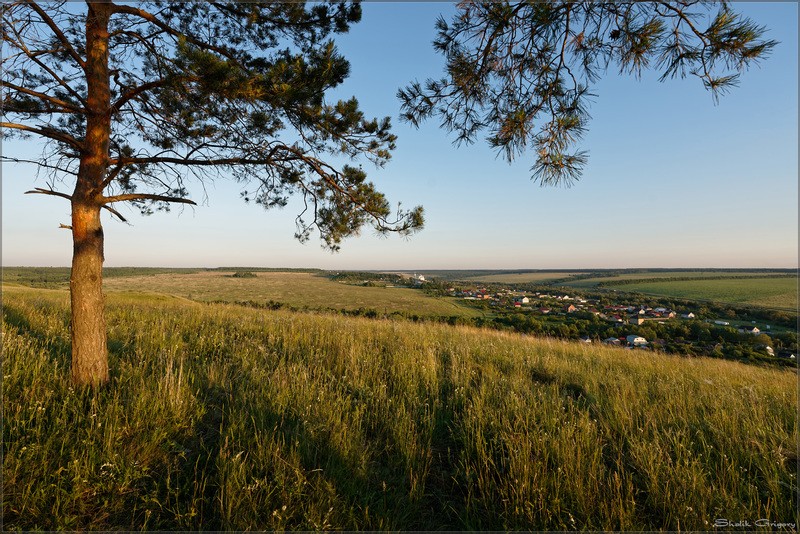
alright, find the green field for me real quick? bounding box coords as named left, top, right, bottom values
left=612, top=277, right=798, bottom=310
left=562, top=271, right=793, bottom=289
left=100, top=270, right=480, bottom=318
left=1, top=267, right=205, bottom=288
left=3, top=285, right=797, bottom=530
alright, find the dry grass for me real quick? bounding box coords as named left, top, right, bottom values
left=3, top=285, right=797, bottom=530
left=459, top=272, right=586, bottom=284
left=101, top=270, right=479, bottom=318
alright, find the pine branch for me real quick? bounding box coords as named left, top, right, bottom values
left=1, top=81, right=84, bottom=113
left=1, top=122, right=83, bottom=150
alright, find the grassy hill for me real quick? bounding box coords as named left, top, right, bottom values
left=99, top=270, right=480, bottom=319
left=2, top=285, right=797, bottom=530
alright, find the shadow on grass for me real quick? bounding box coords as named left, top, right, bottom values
left=417, top=347, right=470, bottom=529
left=208, top=355, right=474, bottom=530
left=2, top=304, right=70, bottom=368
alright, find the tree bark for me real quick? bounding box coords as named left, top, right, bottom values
left=70, top=0, right=112, bottom=387
left=70, top=200, right=108, bottom=386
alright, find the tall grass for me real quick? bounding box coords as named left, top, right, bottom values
left=2, top=286, right=797, bottom=530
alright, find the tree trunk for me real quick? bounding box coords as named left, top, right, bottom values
left=70, top=200, right=108, bottom=386
left=70, top=0, right=112, bottom=387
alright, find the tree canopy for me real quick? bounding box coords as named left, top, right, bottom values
left=2, top=0, right=423, bottom=249
left=399, top=1, right=777, bottom=186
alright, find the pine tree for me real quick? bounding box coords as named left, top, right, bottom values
left=399, top=1, right=776, bottom=186
left=2, top=1, right=423, bottom=386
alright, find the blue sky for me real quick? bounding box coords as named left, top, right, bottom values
left=2, top=2, right=797, bottom=269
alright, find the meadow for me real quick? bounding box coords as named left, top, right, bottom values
left=1, top=267, right=202, bottom=289
left=562, top=271, right=794, bottom=289
left=3, top=284, right=797, bottom=530
left=100, top=270, right=480, bottom=318
left=610, top=277, right=798, bottom=311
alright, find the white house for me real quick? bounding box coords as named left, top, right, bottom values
left=626, top=335, right=647, bottom=347
left=738, top=325, right=760, bottom=335
left=681, top=312, right=695, bottom=319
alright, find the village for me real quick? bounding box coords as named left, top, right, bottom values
left=440, top=283, right=796, bottom=362
left=333, top=272, right=795, bottom=365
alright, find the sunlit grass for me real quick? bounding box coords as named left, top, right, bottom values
left=3, top=285, right=797, bottom=530
left=101, top=270, right=480, bottom=318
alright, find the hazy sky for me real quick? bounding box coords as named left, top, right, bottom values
left=2, top=2, right=798, bottom=269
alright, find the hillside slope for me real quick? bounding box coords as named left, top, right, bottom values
left=2, top=286, right=797, bottom=530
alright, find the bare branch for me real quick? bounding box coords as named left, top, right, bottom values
left=4, top=20, right=88, bottom=106
left=23, top=0, right=87, bottom=70
left=2, top=156, right=78, bottom=176
left=101, top=193, right=197, bottom=205
left=111, top=79, right=166, bottom=113
left=101, top=203, right=128, bottom=222
left=24, top=186, right=72, bottom=201
left=109, top=155, right=283, bottom=167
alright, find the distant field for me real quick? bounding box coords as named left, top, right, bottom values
left=562, top=271, right=792, bottom=288
left=458, top=272, right=586, bottom=284
left=614, top=277, right=798, bottom=310
left=1, top=267, right=203, bottom=288
left=101, top=271, right=481, bottom=318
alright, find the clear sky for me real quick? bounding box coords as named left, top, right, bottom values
left=2, top=2, right=797, bottom=269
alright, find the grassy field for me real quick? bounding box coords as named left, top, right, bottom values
left=1, top=267, right=205, bottom=289
left=457, top=271, right=586, bottom=284
left=100, top=270, right=480, bottom=318
left=3, top=285, right=797, bottom=530
left=613, top=277, right=798, bottom=310
left=562, top=271, right=793, bottom=289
